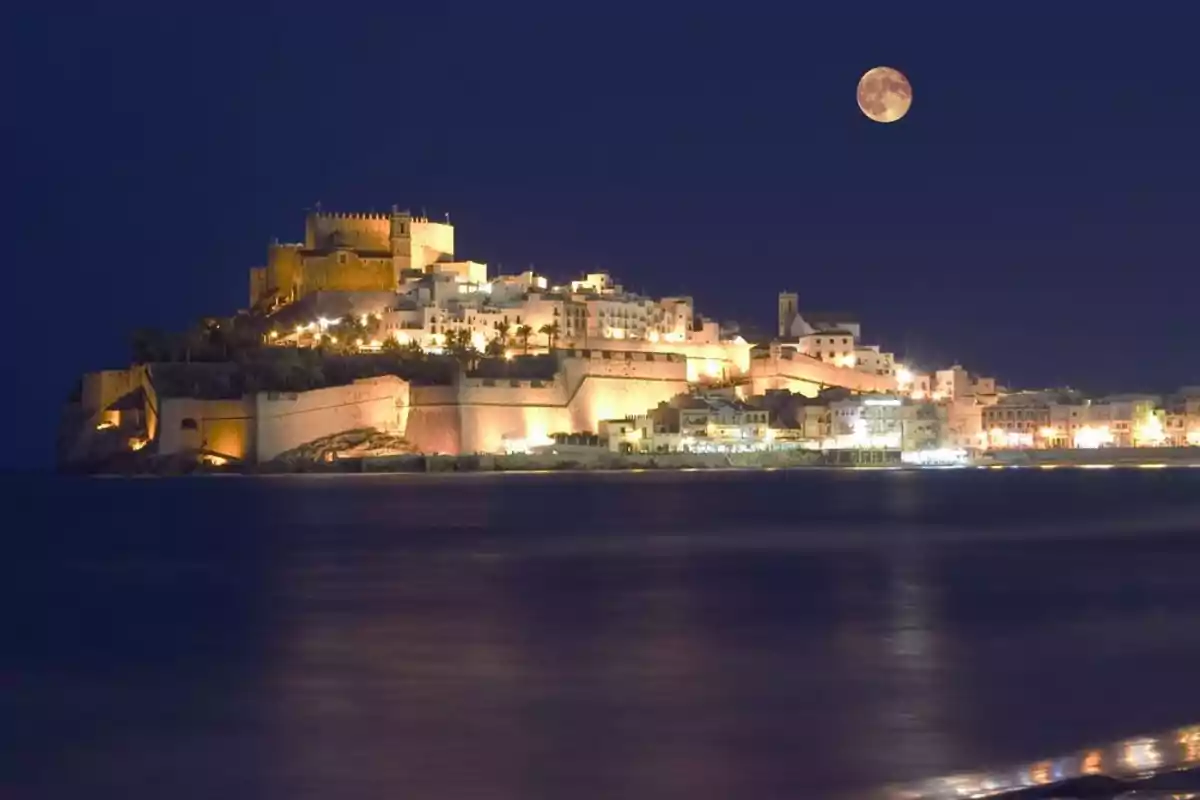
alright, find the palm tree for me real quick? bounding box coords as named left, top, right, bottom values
left=484, top=337, right=506, bottom=358
left=493, top=320, right=511, bottom=345
left=516, top=325, right=534, bottom=355
left=445, top=329, right=479, bottom=370
left=539, top=322, right=561, bottom=350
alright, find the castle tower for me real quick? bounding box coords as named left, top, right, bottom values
left=389, top=209, right=413, bottom=286
left=390, top=207, right=454, bottom=285
left=778, top=292, right=799, bottom=338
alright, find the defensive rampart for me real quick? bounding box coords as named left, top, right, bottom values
left=748, top=350, right=898, bottom=397
left=404, top=349, right=690, bottom=454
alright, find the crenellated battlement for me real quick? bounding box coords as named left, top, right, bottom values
left=310, top=211, right=392, bottom=221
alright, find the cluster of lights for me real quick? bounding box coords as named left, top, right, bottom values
left=887, top=722, right=1200, bottom=799
left=849, top=418, right=902, bottom=449
left=901, top=448, right=968, bottom=466
left=988, top=428, right=1033, bottom=449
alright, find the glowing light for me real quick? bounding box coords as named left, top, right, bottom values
left=1123, top=738, right=1162, bottom=772
left=1189, top=430, right=1200, bottom=446
left=269, top=330, right=279, bottom=339
left=504, top=350, right=514, bottom=360
left=1074, top=424, right=1113, bottom=449
left=128, top=437, right=148, bottom=451
left=356, top=338, right=365, bottom=347
left=911, top=390, right=927, bottom=401
left=863, top=398, right=901, bottom=407
left=902, top=448, right=968, bottom=466
left=1137, top=463, right=1167, bottom=469
left=987, top=427, right=1034, bottom=449
left=360, top=314, right=369, bottom=326
left=647, top=331, right=660, bottom=343
left=328, top=336, right=338, bottom=344
left=470, top=331, right=488, bottom=351
left=896, top=366, right=914, bottom=387
left=835, top=354, right=857, bottom=368
left=1039, top=426, right=1059, bottom=439
left=1134, top=413, right=1167, bottom=447
left=201, top=454, right=228, bottom=467
left=95, top=421, right=116, bottom=431
left=852, top=418, right=869, bottom=445
left=1180, top=727, right=1200, bottom=762
left=1082, top=751, right=1103, bottom=775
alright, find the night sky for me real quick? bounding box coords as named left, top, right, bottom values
left=8, top=4, right=1199, bottom=468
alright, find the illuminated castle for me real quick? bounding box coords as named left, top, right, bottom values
left=249, top=208, right=458, bottom=308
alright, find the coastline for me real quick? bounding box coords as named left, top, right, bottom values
left=71, top=445, right=1200, bottom=477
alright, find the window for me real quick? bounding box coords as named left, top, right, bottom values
left=181, top=418, right=198, bottom=431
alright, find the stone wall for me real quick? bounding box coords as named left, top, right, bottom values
left=748, top=350, right=897, bottom=397
left=305, top=212, right=392, bottom=252
left=254, top=376, right=408, bottom=462
left=401, top=350, right=690, bottom=455
left=153, top=376, right=409, bottom=463
left=159, top=397, right=256, bottom=460
left=404, top=386, right=462, bottom=455
left=81, top=365, right=158, bottom=438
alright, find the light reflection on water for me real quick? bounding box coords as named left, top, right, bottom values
left=6, top=469, right=1200, bottom=799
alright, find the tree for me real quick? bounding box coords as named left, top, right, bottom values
left=539, top=322, right=561, bottom=350
left=362, top=314, right=382, bottom=340
left=326, top=317, right=367, bottom=354
left=516, top=324, right=534, bottom=354
left=484, top=336, right=506, bottom=358
left=445, top=329, right=479, bottom=370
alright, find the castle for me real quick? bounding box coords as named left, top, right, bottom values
left=249, top=208, right=462, bottom=308
left=63, top=205, right=947, bottom=468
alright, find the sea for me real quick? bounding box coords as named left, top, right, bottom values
left=7, top=467, right=1200, bottom=799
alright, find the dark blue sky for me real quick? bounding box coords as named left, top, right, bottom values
left=8, top=4, right=1200, bottom=467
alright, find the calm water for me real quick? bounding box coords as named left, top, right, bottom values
left=7, top=468, right=1200, bottom=798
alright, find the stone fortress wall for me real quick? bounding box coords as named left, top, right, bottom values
left=305, top=211, right=392, bottom=252
left=748, top=346, right=897, bottom=397
left=154, top=376, right=409, bottom=463
left=406, top=349, right=690, bottom=454
left=73, top=338, right=899, bottom=463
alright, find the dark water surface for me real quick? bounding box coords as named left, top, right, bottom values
left=7, top=468, right=1200, bottom=798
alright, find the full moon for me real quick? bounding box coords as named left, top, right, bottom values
left=857, top=66, right=912, bottom=123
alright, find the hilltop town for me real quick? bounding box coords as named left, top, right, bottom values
left=61, top=207, right=1200, bottom=472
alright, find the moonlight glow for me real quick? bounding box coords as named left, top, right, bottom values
left=857, top=66, right=913, bottom=123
